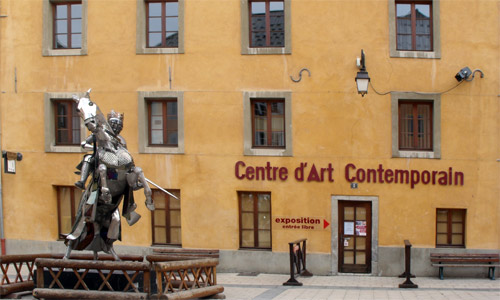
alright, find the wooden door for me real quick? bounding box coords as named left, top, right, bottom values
left=338, top=201, right=372, bottom=273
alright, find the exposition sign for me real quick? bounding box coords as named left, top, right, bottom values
left=234, top=161, right=464, bottom=188
left=273, top=216, right=330, bottom=230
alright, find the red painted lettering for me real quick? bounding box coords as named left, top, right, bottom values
left=345, top=163, right=356, bottom=182
left=279, top=167, right=288, bottom=180
left=385, top=169, right=394, bottom=183
left=356, top=168, right=366, bottom=182
left=246, top=166, right=255, bottom=180
left=235, top=161, right=245, bottom=179
left=307, top=164, right=321, bottom=182
left=410, top=170, right=420, bottom=189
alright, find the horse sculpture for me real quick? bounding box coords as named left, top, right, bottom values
left=63, top=89, right=158, bottom=260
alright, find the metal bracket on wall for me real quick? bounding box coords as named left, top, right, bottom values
left=169, top=66, right=172, bottom=89
left=290, top=68, right=311, bottom=83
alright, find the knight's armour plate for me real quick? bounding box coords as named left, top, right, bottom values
left=99, top=148, right=133, bottom=168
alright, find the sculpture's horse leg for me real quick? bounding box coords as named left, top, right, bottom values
left=98, top=164, right=112, bottom=203
left=63, top=240, right=75, bottom=260
left=108, top=209, right=121, bottom=240
left=109, top=246, right=121, bottom=261
left=127, top=166, right=155, bottom=211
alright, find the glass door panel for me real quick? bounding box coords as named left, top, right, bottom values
left=338, top=201, right=372, bottom=273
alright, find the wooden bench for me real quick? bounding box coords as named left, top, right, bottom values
left=430, top=253, right=500, bottom=280
left=151, top=248, right=220, bottom=261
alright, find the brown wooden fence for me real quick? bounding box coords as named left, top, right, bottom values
left=1, top=251, right=224, bottom=299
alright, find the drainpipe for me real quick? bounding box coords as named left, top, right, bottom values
left=0, top=0, right=7, bottom=256
left=0, top=151, right=4, bottom=255
left=0, top=105, right=3, bottom=255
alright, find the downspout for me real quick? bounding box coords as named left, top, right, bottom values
left=0, top=147, right=4, bottom=255
left=0, top=1, right=5, bottom=256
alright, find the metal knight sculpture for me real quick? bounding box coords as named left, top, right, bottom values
left=64, top=89, right=158, bottom=260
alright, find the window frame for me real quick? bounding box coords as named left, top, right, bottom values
left=395, top=1, right=433, bottom=52
left=251, top=99, right=286, bottom=149
left=44, top=92, right=86, bottom=153
left=52, top=2, right=83, bottom=50
left=42, top=0, right=88, bottom=56
left=243, top=91, right=292, bottom=156
left=147, top=98, right=179, bottom=147
left=137, top=0, right=185, bottom=54
left=241, top=0, right=291, bottom=55
left=391, top=92, right=440, bottom=159
left=248, top=0, right=285, bottom=48
left=388, top=0, right=440, bottom=59
left=436, top=208, right=466, bottom=248
left=54, top=99, right=81, bottom=146
left=238, top=191, right=272, bottom=250
left=145, top=0, right=179, bottom=48
left=138, top=91, right=184, bottom=154
left=56, top=185, right=81, bottom=240
left=398, top=101, right=433, bottom=151
left=151, top=189, right=181, bottom=246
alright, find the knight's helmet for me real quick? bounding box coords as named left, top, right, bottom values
left=107, top=110, right=124, bottom=135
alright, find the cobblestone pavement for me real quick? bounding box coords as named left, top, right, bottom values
left=4, top=268, right=499, bottom=299
left=215, top=273, right=500, bottom=300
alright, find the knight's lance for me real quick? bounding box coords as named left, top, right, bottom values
left=145, top=178, right=179, bottom=200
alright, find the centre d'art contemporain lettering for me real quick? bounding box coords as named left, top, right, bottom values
left=234, top=161, right=464, bottom=189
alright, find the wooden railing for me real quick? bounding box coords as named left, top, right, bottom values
left=0, top=253, right=143, bottom=297
left=150, top=256, right=223, bottom=299
left=33, top=258, right=151, bottom=299
left=1, top=252, right=226, bottom=299
left=1, top=254, right=49, bottom=297
left=2, top=251, right=224, bottom=299
left=283, top=238, right=313, bottom=286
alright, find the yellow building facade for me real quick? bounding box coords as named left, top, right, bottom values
left=0, top=0, right=498, bottom=276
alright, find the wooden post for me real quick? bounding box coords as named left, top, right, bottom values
left=283, top=239, right=312, bottom=286
left=399, top=240, right=418, bottom=288
left=35, top=261, right=44, bottom=289
left=283, top=242, right=301, bottom=286
left=300, top=240, right=313, bottom=277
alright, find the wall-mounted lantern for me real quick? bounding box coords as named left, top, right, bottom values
left=355, top=49, right=370, bottom=97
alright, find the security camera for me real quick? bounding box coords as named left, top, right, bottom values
left=455, top=67, right=472, bottom=82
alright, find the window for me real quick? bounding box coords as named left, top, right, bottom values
left=241, top=0, right=291, bottom=54
left=243, top=91, right=292, bottom=156
left=147, top=99, right=178, bottom=146
left=146, top=1, right=179, bottom=48
left=398, top=101, right=432, bottom=151
left=238, top=192, right=271, bottom=249
left=54, top=100, right=81, bottom=146
left=436, top=209, right=465, bottom=248
left=42, top=0, right=88, bottom=56
left=388, top=0, right=440, bottom=58
left=391, top=92, right=440, bottom=158
left=53, top=2, right=82, bottom=49
left=56, top=186, right=82, bottom=239
left=44, top=92, right=86, bottom=153
left=249, top=1, right=284, bottom=48
left=138, top=91, right=184, bottom=154
left=396, top=2, right=432, bottom=51
left=252, top=100, right=285, bottom=148
left=151, top=189, right=181, bottom=245
left=137, top=0, right=185, bottom=54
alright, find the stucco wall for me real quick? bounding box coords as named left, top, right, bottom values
left=0, top=0, right=498, bottom=276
